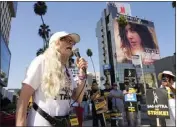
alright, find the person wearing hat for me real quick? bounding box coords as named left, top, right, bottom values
left=158, top=70, right=176, bottom=126
left=159, top=71, right=176, bottom=94
left=16, top=31, right=88, bottom=126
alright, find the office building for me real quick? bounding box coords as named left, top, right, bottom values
left=0, top=1, right=18, bottom=87
left=154, top=53, right=176, bottom=87
left=0, top=87, right=17, bottom=102
left=96, top=2, right=160, bottom=89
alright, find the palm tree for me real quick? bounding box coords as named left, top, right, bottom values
left=36, top=48, right=44, bottom=56
left=34, top=1, right=47, bottom=25
left=172, top=1, right=176, bottom=8
left=38, top=24, right=51, bottom=49
left=34, top=2, right=50, bottom=55
left=86, top=49, right=96, bottom=79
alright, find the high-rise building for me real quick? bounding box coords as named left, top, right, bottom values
left=0, top=2, right=18, bottom=87
left=96, top=2, right=160, bottom=89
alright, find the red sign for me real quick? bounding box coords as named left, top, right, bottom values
left=120, top=6, right=125, bottom=14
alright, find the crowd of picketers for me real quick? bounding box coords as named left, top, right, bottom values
left=81, top=80, right=140, bottom=127
left=80, top=70, right=176, bottom=127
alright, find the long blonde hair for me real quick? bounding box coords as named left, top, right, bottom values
left=41, top=42, right=68, bottom=99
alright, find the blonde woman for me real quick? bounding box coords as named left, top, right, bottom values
left=16, top=31, right=88, bottom=126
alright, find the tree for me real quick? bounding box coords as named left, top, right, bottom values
left=38, top=24, right=51, bottom=48
left=34, top=1, right=47, bottom=25
left=117, top=15, right=127, bottom=27
left=172, top=1, right=176, bottom=8
left=36, top=48, right=44, bottom=56
left=86, top=49, right=96, bottom=79
left=34, top=1, right=51, bottom=56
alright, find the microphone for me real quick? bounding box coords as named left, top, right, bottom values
left=73, top=48, right=81, bottom=58
left=73, top=48, right=87, bottom=73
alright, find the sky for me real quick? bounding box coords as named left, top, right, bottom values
left=7, top=2, right=175, bottom=89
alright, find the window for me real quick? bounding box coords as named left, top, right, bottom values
left=106, top=15, right=109, bottom=24
left=0, top=33, right=11, bottom=86
left=103, top=60, right=106, bottom=64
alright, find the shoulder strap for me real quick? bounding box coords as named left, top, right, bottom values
left=33, top=102, right=57, bottom=126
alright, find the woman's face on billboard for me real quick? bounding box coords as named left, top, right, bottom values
left=125, top=24, right=142, bottom=49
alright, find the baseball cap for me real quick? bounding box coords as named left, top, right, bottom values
left=158, top=71, right=175, bottom=80
left=49, top=31, right=80, bottom=46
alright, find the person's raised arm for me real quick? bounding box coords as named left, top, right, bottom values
left=71, top=57, right=88, bottom=103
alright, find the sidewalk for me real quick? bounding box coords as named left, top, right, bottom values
left=82, top=112, right=154, bottom=127
left=83, top=120, right=92, bottom=126
left=83, top=120, right=151, bottom=127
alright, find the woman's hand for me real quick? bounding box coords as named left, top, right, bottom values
left=76, top=57, right=88, bottom=76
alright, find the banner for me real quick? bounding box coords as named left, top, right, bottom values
left=94, top=96, right=107, bottom=114
left=113, top=17, right=160, bottom=65
left=124, top=69, right=136, bottom=84
left=146, top=88, right=170, bottom=118
left=125, top=102, right=137, bottom=112
left=124, top=93, right=137, bottom=102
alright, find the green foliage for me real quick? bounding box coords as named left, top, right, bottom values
left=117, top=15, right=128, bottom=27
left=34, top=1, right=50, bottom=56
left=86, top=49, right=93, bottom=57
left=36, top=48, right=44, bottom=56
left=34, top=1, right=47, bottom=16
left=38, top=24, right=51, bottom=39
left=38, top=24, right=51, bottom=49
left=3, top=103, right=16, bottom=113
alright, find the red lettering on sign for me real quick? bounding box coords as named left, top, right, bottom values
left=120, top=7, right=125, bottom=14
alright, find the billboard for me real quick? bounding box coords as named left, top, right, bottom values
left=113, top=16, right=160, bottom=65
left=140, top=73, right=157, bottom=88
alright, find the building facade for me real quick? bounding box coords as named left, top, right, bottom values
left=0, top=1, right=17, bottom=87
left=0, top=87, right=18, bottom=102
left=87, top=72, right=100, bottom=86
left=96, top=2, right=160, bottom=89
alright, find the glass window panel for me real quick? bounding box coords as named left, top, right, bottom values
left=1, top=33, right=11, bottom=86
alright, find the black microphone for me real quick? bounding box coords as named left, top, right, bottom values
left=73, top=48, right=87, bottom=73
left=73, top=48, right=81, bottom=58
